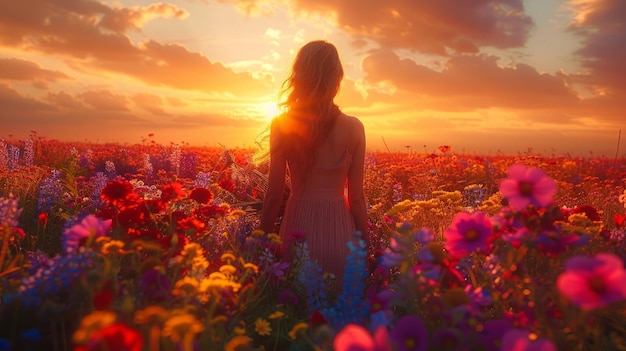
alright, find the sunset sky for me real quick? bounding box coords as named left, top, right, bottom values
left=1, top=0, right=624, bottom=156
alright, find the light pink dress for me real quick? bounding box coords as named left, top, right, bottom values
left=279, top=123, right=356, bottom=282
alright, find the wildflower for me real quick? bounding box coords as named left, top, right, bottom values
left=243, top=262, right=259, bottom=273
left=101, top=180, right=134, bottom=204
left=500, top=328, right=555, bottom=351
left=74, top=323, right=143, bottom=351
left=556, top=253, right=626, bottom=310
left=160, top=182, right=185, bottom=202
left=172, top=277, right=200, bottom=298
left=0, top=195, right=22, bottom=227
left=254, top=318, right=272, bottom=336
left=101, top=240, right=126, bottom=255
left=139, top=268, right=171, bottom=302
left=269, top=311, right=285, bottom=320
left=499, top=164, right=557, bottom=211
left=134, top=305, right=168, bottom=326
left=221, top=252, right=237, bottom=263
left=278, top=290, right=299, bottom=306
left=333, top=324, right=391, bottom=351
left=72, top=311, right=117, bottom=345
left=63, top=214, right=112, bottom=252
left=390, top=315, right=428, bottom=351
left=478, top=319, right=513, bottom=351
left=444, top=211, right=493, bottom=259
left=188, top=187, right=214, bottom=204
left=161, top=313, right=204, bottom=343
left=224, top=335, right=251, bottom=351
left=288, top=322, right=309, bottom=340
left=219, top=264, right=237, bottom=275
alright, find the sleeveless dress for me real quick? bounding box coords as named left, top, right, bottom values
left=278, top=124, right=356, bottom=283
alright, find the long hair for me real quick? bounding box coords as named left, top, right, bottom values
left=274, top=40, right=344, bottom=176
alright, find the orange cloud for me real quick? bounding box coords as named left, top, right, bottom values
left=0, top=0, right=270, bottom=95
left=0, top=58, right=70, bottom=82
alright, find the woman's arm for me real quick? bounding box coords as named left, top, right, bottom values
left=260, top=120, right=287, bottom=233
left=347, top=118, right=369, bottom=244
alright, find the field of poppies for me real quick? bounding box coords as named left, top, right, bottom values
left=1, top=134, right=625, bottom=351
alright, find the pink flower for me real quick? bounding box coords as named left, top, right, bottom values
left=500, top=328, right=555, bottom=351
left=556, top=253, right=626, bottom=310
left=333, top=324, right=391, bottom=351
left=499, top=164, right=557, bottom=211
left=444, top=212, right=493, bottom=259
left=63, top=214, right=112, bottom=252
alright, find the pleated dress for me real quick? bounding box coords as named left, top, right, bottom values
left=278, top=128, right=356, bottom=283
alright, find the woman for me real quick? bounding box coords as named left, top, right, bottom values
left=259, top=40, right=368, bottom=284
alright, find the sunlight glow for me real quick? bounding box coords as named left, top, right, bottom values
left=258, top=101, right=279, bottom=122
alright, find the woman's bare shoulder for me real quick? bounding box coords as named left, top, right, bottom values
left=340, top=113, right=364, bottom=136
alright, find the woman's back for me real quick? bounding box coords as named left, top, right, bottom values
left=286, top=113, right=357, bottom=199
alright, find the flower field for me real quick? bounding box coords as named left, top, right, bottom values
left=1, top=135, right=625, bottom=351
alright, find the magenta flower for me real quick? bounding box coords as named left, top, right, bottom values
left=499, top=164, right=557, bottom=211
left=444, top=211, right=493, bottom=259
left=333, top=324, right=391, bottom=351
left=63, top=214, right=112, bottom=252
left=556, top=253, right=626, bottom=310
left=390, top=315, right=428, bottom=351
left=500, top=328, right=556, bottom=351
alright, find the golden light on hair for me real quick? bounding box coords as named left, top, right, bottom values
left=258, top=101, right=279, bottom=122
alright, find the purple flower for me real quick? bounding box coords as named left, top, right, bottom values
left=63, top=214, right=112, bottom=252
left=444, top=212, right=493, bottom=259
left=390, top=315, right=428, bottom=351
left=478, top=319, right=513, bottom=351
left=432, top=328, right=462, bottom=350
left=278, top=290, right=299, bottom=305
left=500, top=328, right=555, bottom=351
left=139, top=268, right=171, bottom=301
left=499, top=164, right=557, bottom=211
left=556, top=253, right=626, bottom=310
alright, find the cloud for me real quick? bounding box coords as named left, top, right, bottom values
left=0, top=0, right=271, bottom=95
left=100, top=3, right=189, bottom=32
left=287, top=0, right=533, bottom=55
left=360, top=50, right=579, bottom=112
left=567, top=0, right=626, bottom=93
left=0, top=58, right=70, bottom=82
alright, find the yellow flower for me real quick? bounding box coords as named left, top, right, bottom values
left=181, top=243, right=203, bottom=260
left=224, top=335, right=251, bottom=351
left=72, top=311, right=117, bottom=344
left=229, top=209, right=246, bottom=217
left=267, top=233, right=281, bottom=245
left=254, top=318, right=272, bottom=336
left=221, top=252, right=237, bottom=263
left=234, top=320, right=246, bottom=335
left=243, top=262, right=259, bottom=273
left=288, top=322, right=308, bottom=340
left=219, top=264, right=237, bottom=275
left=251, top=229, right=265, bottom=238
left=172, top=277, right=200, bottom=298
left=162, top=313, right=204, bottom=343
left=268, top=311, right=285, bottom=320
left=134, top=305, right=168, bottom=325
left=102, top=240, right=126, bottom=255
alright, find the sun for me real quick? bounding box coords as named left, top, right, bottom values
left=258, top=101, right=279, bottom=122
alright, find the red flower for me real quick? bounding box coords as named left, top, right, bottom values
left=189, top=188, right=214, bottom=204
left=218, top=177, right=236, bottom=193
left=160, top=183, right=185, bottom=202
left=101, top=181, right=135, bottom=205
left=74, top=323, right=143, bottom=351
left=194, top=205, right=229, bottom=218
left=615, top=214, right=625, bottom=228
left=310, top=311, right=328, bottom=327
left=38, top=212, right=48, bottom=226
